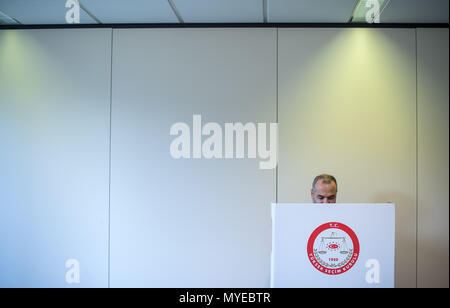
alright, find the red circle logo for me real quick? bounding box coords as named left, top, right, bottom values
left=307, top=222, right=360, bottom=275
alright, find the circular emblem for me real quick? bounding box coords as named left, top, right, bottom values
left=307, top=222, right=360, bottom=275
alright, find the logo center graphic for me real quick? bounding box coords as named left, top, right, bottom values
left=307, top=222, right=359, bottom=275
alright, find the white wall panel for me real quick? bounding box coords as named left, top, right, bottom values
left=277, top=28, right=417, bottom=288
left=417, top=28, right=449, bottom=288
left=0, top=29, right=111, bottom=287
left=110, top=28, right=276, bottom=287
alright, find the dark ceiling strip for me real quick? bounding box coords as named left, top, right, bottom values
left=0, top=22, right=448, bottom=30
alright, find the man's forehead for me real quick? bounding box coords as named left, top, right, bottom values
left=316, top=179, right=336, bottom=186
left=315, top=180, right=337, bottom=190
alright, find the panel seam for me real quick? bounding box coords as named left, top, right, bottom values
left=415, top=27, right=419, bottom=289
left=108, top=28, right=114, bottom=289
left=276, top=28, right=279, bottom=204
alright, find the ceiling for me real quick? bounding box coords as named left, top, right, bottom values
left=0, top=0, right=448, bottom=25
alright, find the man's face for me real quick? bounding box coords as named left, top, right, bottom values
left=311, top=180, right=337, bottom=204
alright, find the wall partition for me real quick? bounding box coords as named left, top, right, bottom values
left=0, top=29, right=112, bottom=287
left=277, top=28, right=417, bottom=288
left=109, top=28, right=277, bottom=287
left=417, top=28, right=449, bottom=288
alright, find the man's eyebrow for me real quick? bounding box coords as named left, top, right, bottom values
left=318, top=195, right=335, bottom=198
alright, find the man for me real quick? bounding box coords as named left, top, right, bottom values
left=311, top=174, right=337, bottom=204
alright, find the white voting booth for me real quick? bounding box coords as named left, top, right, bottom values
left=271, top=203, right=395, bottom=288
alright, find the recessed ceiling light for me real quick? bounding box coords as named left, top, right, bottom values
left=351, top=0, right=390, bottom=23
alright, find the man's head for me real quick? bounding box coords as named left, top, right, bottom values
left=311, top=174, right=337, bottom=204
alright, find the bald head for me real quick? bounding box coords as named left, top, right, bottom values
left=311, top=174, right=337, bottom=204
